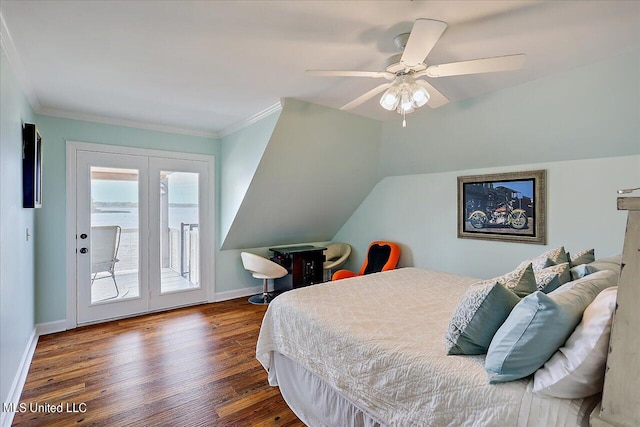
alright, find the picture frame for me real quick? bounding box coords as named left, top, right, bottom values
left=457, top=170, right=546, bottom=244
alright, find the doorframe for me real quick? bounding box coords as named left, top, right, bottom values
left=65, top=141, right=215, bottom=329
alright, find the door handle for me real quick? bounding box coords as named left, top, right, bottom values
left=79, top=248, right=88, bottom=254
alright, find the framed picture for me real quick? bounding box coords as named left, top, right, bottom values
left=457, top=170, right=546, bottom=244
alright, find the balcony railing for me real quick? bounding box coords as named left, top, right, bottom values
left=113, top=225, right=199, bottom=285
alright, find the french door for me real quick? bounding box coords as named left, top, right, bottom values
left=74, top=147, right=212, bottom=324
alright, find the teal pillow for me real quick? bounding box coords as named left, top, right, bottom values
left=485, top=270, right=617, bottom=383
left=570, top=264, right=597, bottom=281
left=445, top=281, right=521, bottom=355
left=495, top=264, right=538, bottom=298
left=538, top=274, right=562, bottom=294
left=535, top=262, right=571, bottom=293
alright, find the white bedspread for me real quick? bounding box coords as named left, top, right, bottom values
left=257, top=268, right=596, bottom=426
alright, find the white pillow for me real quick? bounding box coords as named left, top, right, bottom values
left=532, top=286, right=617, bottom=398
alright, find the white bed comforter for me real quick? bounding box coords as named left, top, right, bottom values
left=256, top=268, right=596, bottom=427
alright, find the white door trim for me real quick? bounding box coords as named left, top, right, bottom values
left=65, top=141, right=216, bottom=329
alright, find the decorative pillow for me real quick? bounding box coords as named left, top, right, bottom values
left=587, top=254, right=621, bottom=276
left=569, top=249, right=595, bottom=267
left=534, top=262, right=571, bottom=293
left=549, top=269, right=617, bottom=295
left=494, top=264, right=538, bottom=298
left=485, top=270, right=617, bottom=383
left=445, top=281, right=521, bottom=355
left=533, top=287, right=617, bottom=398
left=570, top=264, right=598, bottom=281
left=518, top=247, right=568, bottom=272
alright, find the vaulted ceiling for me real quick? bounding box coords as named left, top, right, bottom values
left=1, top=1, right=638, bottom=137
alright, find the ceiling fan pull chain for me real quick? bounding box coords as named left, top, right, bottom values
left=402, top=109, right=407, bottom=128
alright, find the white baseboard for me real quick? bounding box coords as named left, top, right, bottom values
left=1, top=328, right=38, bottom=427
left=36, top=320, right=67, bottom=336
left=214, top=285, right=262, bottom=302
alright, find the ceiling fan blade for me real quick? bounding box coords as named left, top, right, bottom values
left=426, top=54, right=526, bottom=77
left=341, top=83, right=393, bottom=110
left=307, top=70, right=395, bottom=80
left=400, top=19, right=448, bottom=68
left=415, top=80, right=449, bottom=108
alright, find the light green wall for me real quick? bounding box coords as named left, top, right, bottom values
left=1, top=47, right=36, bottom=408
left=220, top=109, right=281, bottom=244
left=33, top=115, right=219, bottom=323
left=334, top=155, right=640, bottom=278
left=222, top=98, right=382, bottom=249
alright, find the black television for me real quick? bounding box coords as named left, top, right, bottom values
left=22, top=122, right=42, bottom=208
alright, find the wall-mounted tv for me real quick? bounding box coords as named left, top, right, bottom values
left=23, top=122, right=42, bottom=208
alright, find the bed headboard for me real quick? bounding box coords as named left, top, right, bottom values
left=591, top=196, right=640, bottom=427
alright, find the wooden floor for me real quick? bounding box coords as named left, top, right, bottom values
left=13, top=299, right=305, bottom=426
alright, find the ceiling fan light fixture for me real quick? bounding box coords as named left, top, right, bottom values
left=410, top=84, right=430, bottom=107
left=399, top=92, right=414, bottom=112
left=380, top=86, right=401, bottom=111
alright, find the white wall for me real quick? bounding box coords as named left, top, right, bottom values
left=334, top=155, right=640, bottom=279
left=0, top=47, right=36, bottom=412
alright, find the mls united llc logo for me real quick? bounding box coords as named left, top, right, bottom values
left=3, top=402, right=87, bottom=413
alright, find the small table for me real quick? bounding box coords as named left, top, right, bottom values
left=269, top=245, right=326, bottom=290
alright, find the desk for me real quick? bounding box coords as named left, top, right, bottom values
left=270, top=245, right=326, bottom=290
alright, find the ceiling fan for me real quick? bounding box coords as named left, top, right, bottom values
left=308, top=19, right=526, bottom=126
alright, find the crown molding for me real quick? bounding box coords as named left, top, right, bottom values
left=37, top=107, right=219, bottom=139
left=0, top=12, right=42, bottom=112
left=218, top=100, right=283, bottom=138
left=2, top=9, right=279, bottom=141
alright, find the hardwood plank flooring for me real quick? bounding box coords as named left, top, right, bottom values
left=12, top=299, right=305, bottom=426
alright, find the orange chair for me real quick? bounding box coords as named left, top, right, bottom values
left=332, top=241, right=401, bottom=281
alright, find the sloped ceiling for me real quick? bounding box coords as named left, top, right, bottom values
left=221, top=99, right=381, bottom=250
left=378, top=49, right=640, bottom=177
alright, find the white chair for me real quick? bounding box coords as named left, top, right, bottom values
left=91, top=225, right=122, bottom=300
left=241, top=252, right=288, bottom=305
left=323, top=242, right=351, bottom=281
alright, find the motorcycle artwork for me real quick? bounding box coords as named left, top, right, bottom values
left=458, top=170, right=545, bottom=244
left=467, top=197, right=528, bottom=230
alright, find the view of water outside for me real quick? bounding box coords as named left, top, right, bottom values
left=90, top=170, right=199, bottom=277
left=92, top=171, right=199, bottom=228
left=91, top=207, right=199, bottom=229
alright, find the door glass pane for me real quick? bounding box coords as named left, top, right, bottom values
left=160, top=171, right=200, bottom=293
left=90, top=167, right=140, bottom=303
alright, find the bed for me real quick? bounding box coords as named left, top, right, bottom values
left=256, top=198, right=639, bottom=427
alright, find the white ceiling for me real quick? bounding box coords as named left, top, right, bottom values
left=1, top=1, right=639, bottom=137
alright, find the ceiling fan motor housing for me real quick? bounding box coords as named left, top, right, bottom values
left=394, top=33, right=410, bottom=50
left=385, top=53, right=426, bottom=75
